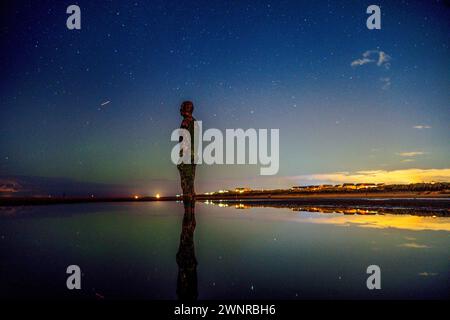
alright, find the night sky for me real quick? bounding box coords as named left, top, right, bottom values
left=1, top=0, right=449, bottom=196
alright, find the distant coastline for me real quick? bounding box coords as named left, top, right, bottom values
left=0, top=182, right=448, bottom=209
left=0, top=191, right=449, bottom=208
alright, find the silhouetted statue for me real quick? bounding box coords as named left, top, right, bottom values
left=176, top=101, right=198, bottom=300
left=176, top=200, right=198, bottom=300
left=177, top=100, right=197, bottom=201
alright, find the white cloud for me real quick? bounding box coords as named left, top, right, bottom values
left=401, top=159, right=415, bottom=163
left=351, top=58, right=373, bottom=67
left=413, top=125, right=432, bottom=129
left=418, top=272, right=438, bottom=276
left=398, top=242, right=430, bottom=249
left=351, top=50, right=391, bottom=69
left=380, top=77, right=391, bottom=90
left=396, top=151, right=426, bottom=157
left=376, top=51, right=391, bottom=69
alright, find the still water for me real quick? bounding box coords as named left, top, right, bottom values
left=0, top=201, right=448, bottom=299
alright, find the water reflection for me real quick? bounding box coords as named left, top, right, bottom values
left=176, top=200, right=198, bottom=301
left=204, top=200, right=450, bottom=216
left=204, top=200, right=450, bottom=231
left=0, top=201, right=448, bottom=299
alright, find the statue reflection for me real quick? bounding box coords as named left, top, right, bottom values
left=176, top=200, right=198, bottom=301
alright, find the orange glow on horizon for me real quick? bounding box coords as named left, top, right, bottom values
left=295, top=168, right=450, bottom=185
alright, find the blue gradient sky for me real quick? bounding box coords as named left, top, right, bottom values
left=0, top=0, right=449, bottom=196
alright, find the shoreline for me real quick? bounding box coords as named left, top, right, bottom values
left=0, top=192, right=449, bottom=207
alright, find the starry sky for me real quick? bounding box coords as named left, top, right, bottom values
left=0, top=0, right=449, bottom=196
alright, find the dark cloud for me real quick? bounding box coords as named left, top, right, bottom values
left=0, top=178, right=22, bottom=193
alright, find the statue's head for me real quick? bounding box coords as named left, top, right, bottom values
left=180, top=101, right=194, bottom=118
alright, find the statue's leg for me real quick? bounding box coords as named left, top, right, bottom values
left=178, top=164, right=186, bottom=195
left=188, top=164, right=196, bottom=200
left=178, top=163, right=194, bottom=201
